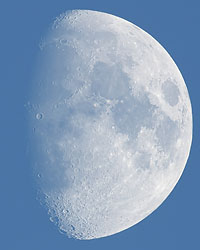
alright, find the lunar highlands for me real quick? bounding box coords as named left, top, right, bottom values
left=29, top=10, right=192, bottom=239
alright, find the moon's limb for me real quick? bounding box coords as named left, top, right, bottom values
left=29, top=10, right=192, bottom=239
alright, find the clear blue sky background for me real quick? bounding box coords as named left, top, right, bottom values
left=1, top=0, right=199, bottom=249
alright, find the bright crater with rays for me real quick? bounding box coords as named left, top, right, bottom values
left=28, top=10, right=192, bottom=239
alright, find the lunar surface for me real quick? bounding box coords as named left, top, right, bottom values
left=28, top=10, right=192, bottom=239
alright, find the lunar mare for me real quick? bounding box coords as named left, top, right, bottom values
left=29, top=10, right=192, bottom=239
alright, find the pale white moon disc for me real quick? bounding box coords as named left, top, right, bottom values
left=29, top=10, right=193, bottom=240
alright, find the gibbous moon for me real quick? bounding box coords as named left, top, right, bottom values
left=29, top=10, right=192, bottom=239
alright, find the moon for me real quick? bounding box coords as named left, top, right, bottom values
left=28, top=10, right=192, bottom=240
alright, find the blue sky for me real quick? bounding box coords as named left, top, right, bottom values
left=1, top=0, right=199, bottom=249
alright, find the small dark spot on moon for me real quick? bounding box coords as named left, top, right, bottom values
left=71, top=225, right=75, bottom=231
